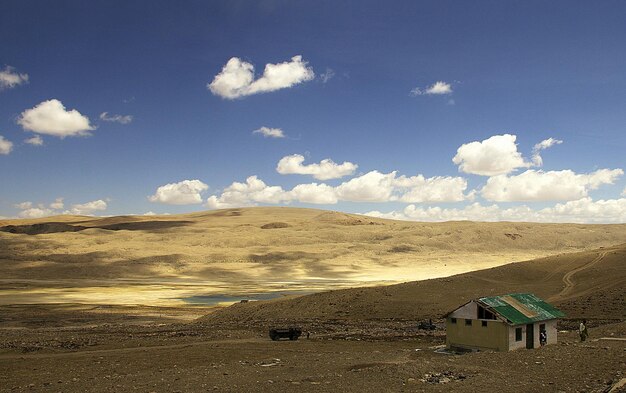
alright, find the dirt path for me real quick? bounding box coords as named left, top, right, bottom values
left=0, top=337, right=268, bottom=360
left=549, top=251, right=608, bottom=302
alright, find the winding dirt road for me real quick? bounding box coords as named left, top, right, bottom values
left=549, top=251, right=608, bottom=302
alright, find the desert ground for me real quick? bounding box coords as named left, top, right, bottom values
left=1, top=208, right=625, bottom=392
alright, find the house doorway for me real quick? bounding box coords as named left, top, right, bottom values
left=526, top=324, right=534, bottom=349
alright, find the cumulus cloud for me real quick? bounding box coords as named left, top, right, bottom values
left=276, top=154, right=358, bottom=180
left=99, top=112, right=133, bottom=124
left=531, top=137, right=562, bottom=166
left=24, top=135, right=43, bottom=146
left=14, top=201, right=33, bottom=210
left=453, top=134, right=531, bottom=176
left=410, top=81, right=453, bottom=96
left=394, top=175, right=470, bottom=203
left=17, top=99, right=95, bottom=138
left=0, top=66, right=29, bottom=90
left=334, top=171, right=471, bottom=203
left=289, top=183, right=338, bottom=204
left=0, top=135, right=14, bottom=155
left=365, top=197, right=626, bottom=224
left=335, top=171, right=397, bottom=202
left=253, top=126, right=285, bottom=138
left=149, top=180, right=209, bottom=205
left=208, top=55, right=314, bottom=99
left=67, top=199, right=107, bottom=216
left=453, top=134, right=563, bottom=176
left=18, top=207, right=56, bottom=219
left=15, top=198, right=105, bottom=218
left=206, top=170, right=472, bottom=208
left=205, top=176, right=289, bottom=209
left=481, top=168, right=623, bottom=202
left=50, top=198, right=64, bottom=210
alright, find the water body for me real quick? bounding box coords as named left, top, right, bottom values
left=182, top=291, right=312, bottom=306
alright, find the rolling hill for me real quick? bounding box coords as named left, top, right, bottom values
left=1, top=207, right=624, bottom=306
left=201, top=243, right=626, bottom=324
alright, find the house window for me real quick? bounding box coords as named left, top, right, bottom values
left=482, top=321, right=488, bottom=327
left=465, top=319, right=472, bottom=326
left=477, top=305, right=497, bottom=320
left=450, top=318, right=457, bottom=324
left=515, top=327, right=522, bottom=341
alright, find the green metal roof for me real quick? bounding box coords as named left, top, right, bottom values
left=478, top=293, right=565, bottom=325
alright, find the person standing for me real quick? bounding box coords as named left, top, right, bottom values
left=579, top=319, right=589, bottom=342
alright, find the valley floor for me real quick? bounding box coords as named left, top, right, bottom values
left=1, top=306, right=625, bottom=393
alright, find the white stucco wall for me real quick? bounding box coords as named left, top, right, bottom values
left=507, top=319, right=558, bottom=350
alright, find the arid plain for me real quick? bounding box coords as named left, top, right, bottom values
left=1, top=207, right=625, bottom=392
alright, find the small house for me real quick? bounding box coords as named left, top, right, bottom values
left=445, top=293, right=565, bottom=352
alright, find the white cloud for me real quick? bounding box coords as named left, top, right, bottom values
left=410, top=81, right=453, bottom=96
left=531, top=137, right=562, bottom=166
left=24, top=135, right=43, bottom=146
left=205, top=176, right=289, bottom=209
left=17, top=99, right=95, bottom=138
left=0, top=135, right=14, bottom=155
left=50, top=198, right=64, bottom=210
left=14, top=201, right=33, bottom=210
left=453, top=134, right=563, bottom=176
left=320, top=68, right=335, bottom=83
left=481, top=168, right=623, bottom=202
left=206, top=178, right=336, bottom=208
left=289, top=183, right=338, bottom=204
left=253, top=126, right=285, bottom=138
left=99, top=112, right=133, bottom=124
left=364, top=197, right=626, bottom=224
left=622, top=187, right=626, bottom=197
left=67, top=199, right=107, bottom=216
left=335, top=171, right=397, bottom=202
left=0, top=66, right=29, bottom=90
left=206, top=170, right=472, bottom=208
left=149, top=180, right=209, bottom=205
left=276, top=154, right=358, bottom=180
left=14, top=198, right=105, bottom=218
left=453, top=134, right=531, bottom=176
left=18, top=207, right=56, bottom=219
left=394, top=175, right=470, bottom=203
left=208, top=55, right=314, bottom=99
left=544, top=197, right=626, bottom=223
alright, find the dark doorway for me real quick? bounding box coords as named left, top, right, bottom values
left=526, top=324, right=534, bottom=349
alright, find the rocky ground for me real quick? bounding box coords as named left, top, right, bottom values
left=1, top=308, right=625, bottom=393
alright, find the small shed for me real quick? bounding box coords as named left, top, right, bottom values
left=444, top=293, right=565, bottom=352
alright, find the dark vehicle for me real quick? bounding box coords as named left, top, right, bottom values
left=417, top=319, right=437, bottom=330
left=269, top=327, right=302, bottom=341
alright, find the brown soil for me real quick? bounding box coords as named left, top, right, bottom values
left=1, top=208, right=625, bottom=392
left=1, top=311, right=624, bottom=392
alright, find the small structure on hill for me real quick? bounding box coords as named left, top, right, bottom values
left=269, top=327, right=302, bottom=341
left=444, top=293, right=564, bottom=352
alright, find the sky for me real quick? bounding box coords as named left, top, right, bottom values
left=1, top=0, right=625, bottom=223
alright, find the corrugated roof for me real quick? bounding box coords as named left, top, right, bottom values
left=478, top=293, right=565, bottom=325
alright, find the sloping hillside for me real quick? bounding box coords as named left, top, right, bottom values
left=200, top=243, right=626, bottom=325
left=1, top=207, right=625, bottom=305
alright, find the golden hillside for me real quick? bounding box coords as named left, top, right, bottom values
left=1, top=207, right=624, bottom=305
left=201, top=243, right=626, bottom=324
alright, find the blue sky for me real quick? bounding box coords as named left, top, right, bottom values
left=1, top=1, right=625, bottom=222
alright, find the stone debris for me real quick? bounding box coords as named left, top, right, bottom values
left=420, top=370, right=467, bottom=384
